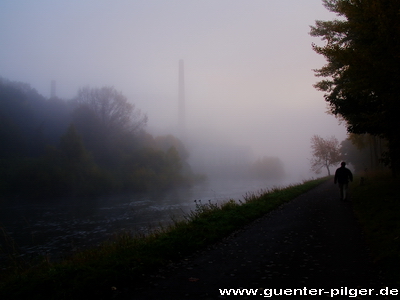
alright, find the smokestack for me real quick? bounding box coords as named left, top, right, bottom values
left=178, top=59, right=186, bottom=138
left=50, top=80, right=56, bottom=99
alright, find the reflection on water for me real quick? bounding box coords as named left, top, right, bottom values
left=0, top=177, right=296, bottom=263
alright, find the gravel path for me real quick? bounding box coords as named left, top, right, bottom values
left=119, top=180, right=385, bottom=299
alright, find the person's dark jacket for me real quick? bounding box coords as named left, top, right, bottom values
left=334, top=166, right=353, bottom=184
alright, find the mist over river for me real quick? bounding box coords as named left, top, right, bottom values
left=0, top=176, right=300, bottom=263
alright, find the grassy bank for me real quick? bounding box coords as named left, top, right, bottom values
left=350, top=171, right=400, bottom=286
left=0, top=177, right=326, bottom=300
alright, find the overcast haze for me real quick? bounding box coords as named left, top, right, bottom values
left=0, top=0, right=347, bottom=180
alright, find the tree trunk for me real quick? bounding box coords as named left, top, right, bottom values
left=326, top=164, right=331, bottom=176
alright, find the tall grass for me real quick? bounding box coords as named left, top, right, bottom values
left=350, top=171, right=400, bottom=285
left=0, top=177, right=326, bottom=300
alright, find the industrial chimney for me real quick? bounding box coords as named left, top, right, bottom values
left=178, top=59, right=186, bottom=139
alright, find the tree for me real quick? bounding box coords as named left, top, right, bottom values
left=74, top=86, right=147, bottom=134
left=249, top=156, right=285, bottom=180
left=154, top=134, right=189, bottom=161
left=341, top=133, right=387, bottom=172
left=0, top=77, right=67, bottom=157
left=59, top=124, right=89, bottom=164
left=310, top=135, right=341, bottom=176
left=310, top=0, right=400, bottom=175
left=72, top=86, right=148, bottom=167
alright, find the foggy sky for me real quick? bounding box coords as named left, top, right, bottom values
left=0, top=0, right=346, bottom=180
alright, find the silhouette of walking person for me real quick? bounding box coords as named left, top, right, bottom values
left=334, top=162, right=353, bottom=201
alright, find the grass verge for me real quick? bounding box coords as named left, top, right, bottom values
left=0, top=177, right=326, bottom=300
left=350, top=171, right=400, bottom=286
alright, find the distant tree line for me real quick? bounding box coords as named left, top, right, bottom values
left=310, top=0, right=400, bottom=176
left=248, top=156, right=285, bottom=180
left=0, top=77, right=198, bottom=198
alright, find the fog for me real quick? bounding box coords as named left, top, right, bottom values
left=0, top=0, right=347, bottom=181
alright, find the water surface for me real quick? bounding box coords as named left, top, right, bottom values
left=0, top=177, right=296, bottom=263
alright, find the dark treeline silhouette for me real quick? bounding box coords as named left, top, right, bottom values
left=0, top=77, right=198, bottom=198
left=340, top=133, right=387, bottom=173
left=310, top=0, right=400, bottom=175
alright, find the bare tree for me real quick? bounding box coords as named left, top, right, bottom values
left=310, top=135, right=341, bottom=176
left=75, top=86, right=147, bottom=133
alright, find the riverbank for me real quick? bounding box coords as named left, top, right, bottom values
left=121, top=172, right=397, bottom=299
left=0, top=178, right=326, bottom=300
left=2, top=173, right=397, bottom=300
left=0, top=176, right=297, bottom=264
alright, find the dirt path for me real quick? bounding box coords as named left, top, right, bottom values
left=118, top=180, right=385, bottom=299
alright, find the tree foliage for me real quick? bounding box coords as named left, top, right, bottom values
left=340, top=133, right=387, bottom=173
left=0, top=79, right=195, bottom=198
left=0, top=77, right=71, bottom=158
left=154, top=134, right=189, bottom=161
left=59, top=125, right=89, bottom=163
left=74, top=86, right=147, bottom=134
left=249, top=156, right=285, bottom=180
left=310, top=0, right=400, bottom=174
left=310, top=135, right=341, bottom=176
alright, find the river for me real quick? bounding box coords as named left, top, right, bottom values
left=0, top=176, right=299, bottom=264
